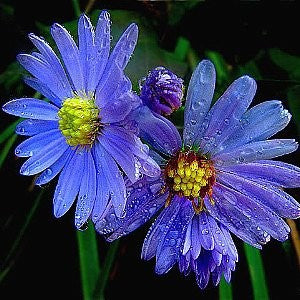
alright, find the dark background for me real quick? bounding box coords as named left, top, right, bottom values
left=1, top=1, right=299, bottom=299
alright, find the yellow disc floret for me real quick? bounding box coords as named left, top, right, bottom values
left=58, top=96, right=100, bottom=146
left=164, top=150, right=216, bottom=213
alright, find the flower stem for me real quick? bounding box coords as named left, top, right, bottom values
left=71, top=0, right=81, bottom=17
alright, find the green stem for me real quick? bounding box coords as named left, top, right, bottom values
left=243, top=243, right=269, bottom=300
left=93, top=240, right=120, bottom=299
left=77, top=223, right=100, bottom=300
left=219, top=277, right=233, bottom=300
left=71, top=0, right=81, bottom=17
left=0, top=120, right=20, bottom=144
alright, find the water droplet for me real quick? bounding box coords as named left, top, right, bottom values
left=202, top=229, right=209, bottom=235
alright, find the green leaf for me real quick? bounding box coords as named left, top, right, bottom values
left=0, top=119, right=21, bottom=144
left=219, top=277, right=233, bottom=300
left=77, top=223, right=100, bottom=300
left=243, top=243, right=269, bottom=300
left=269, top=48, right=300, bottom=80
left=0, top=134, right=17, bottom=169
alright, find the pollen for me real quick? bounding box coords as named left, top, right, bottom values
left=58, top=96, right=100, bottom=146
left=164, top=150, right=216, bottom=213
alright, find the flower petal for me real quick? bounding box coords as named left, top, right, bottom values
left=220, top=160, right=300, bottom=188
left=134, top=105, right=181, bottom=156
left=75, top=151, right=97, bottom=228
left=198, top=211, right=215, bottom=250
left=15, top=129, right=62, bottom=157
left=15, top=119, right=58, bottom=136
left=28, top=33, right=73, bottom=99
left=217, top=100, right=291, bottom=154
left=3, top=98, right=59, bottom=120
left=17, top=54, right=72, bottom=100
left=53, top=150, right=85, bottom=217
left=141, top=196, right=182, bottom=261
left=217, top=170, right=300, bottom=219
left=198, top=76, right=257, bottom=154
left=20, top=135, right=68, bottom=175
left=51, top=23, right=84, bottom=92
left=213, top=139, right=298, bottom=167
left=190, top=216, right=202, bottom=259
left=35, top=148, right=72, bottom=185
left=183, top=60, right=216, bottom=148
left=96, top=175, right=167, bottom=241
left=155, top=200, right=194, bottom=275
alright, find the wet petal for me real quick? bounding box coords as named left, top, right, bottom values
left=183, top=60, right=216, bottom=148
left=3, top=98, right=59, bottom=120
left=198, top=211, right=214, bottom=250
left=15, top=119, right=58, bottom=136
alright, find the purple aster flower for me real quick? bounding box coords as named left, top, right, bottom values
left=1, top=12, right=160, bottom=228
left=139, top=66, right=184, bottom=116
left=94, top=59, right=300, bottom=289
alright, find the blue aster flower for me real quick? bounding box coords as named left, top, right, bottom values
left=1, top=12, right=160, bottom=228
left=95, top=59, right=300, bottom=289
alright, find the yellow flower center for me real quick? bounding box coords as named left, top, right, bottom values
left=58, top=96, right=100, bottom=146
left=164, top=150, right=215, bottom=213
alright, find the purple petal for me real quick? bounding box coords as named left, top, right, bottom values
left=217, top=170, right=300, bottom=219
left=3, top=98, right=59, bottom=120
left=198, top=76, right=257, bottom=154
left=51, top=23, right=84, bottom=92
left=28, top=33, right=73, bottom=99
left=15, top=119, right=58, bottom=136
left=20, top=135, right=68, bottom=175
left=94, top=143, right=127, bottom=218
left=99, top=175, right=167, bottom=241
left=23, top=77, right=61, bottom=106
left=15, top=129, right=62, bottom=157
left=220, top=160, right=300, bottom=188
left=191, top=216, right=202, bottom=259
left=220, top=224, right=238, bottom=262
left=213, top=139, right=298, bottom=167
left=155, top=200, right=194, bottom=275
left=133, top=105, right=181, bottom=156
left=212, top=183, right=290, bottom=242
left=75, top=151, right=97, bottom=228
left=217, top=100, right=291, bottom=154
left=53, top=150, right=85, bottom=217
left=198, top=211, right=215, bottom=250
left=183, top=60, right=216, bottom=148
left=17, top=54, right=72, bottom=100
left=182, top=221, right=192, bottom=255
left=35, top=148, right=72, bottom=185
left=141, top=196, right=182, bottom=261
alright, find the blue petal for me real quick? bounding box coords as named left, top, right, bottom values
left=220, top=225, right=238, bottom=262
left=217, top=100, right=291, bottom=154
left=91, top=144, right=111, bottom=220
left=220, top=160, right=300, bottom=188
left=213, top=139, right=298, bottom=167
left=20, top=135, right=68, bottom=175
left=97, top=175, right=167, bottom=241
left=15, top=129, right=62, bottom=157
left=51, top=23, right=84, bottom=92
left=3, top=98, right=59, bottom=120
left=198, top=211, right=215, bottom=250
left=17, top=54, right=72, bottom=100
left=212, top=183, right=290, bottom=242
left=35, top=148, right=72, bottom=185
left=198, top=76, right=257, bottom=154
left=100, top=125, right=160, bottom=179
left=182, top=221, right=192, bottom=255
left=100, top=92, right=132, bottom=124
left=141, top=196, right=182, bottom=261
left=75, top=151, right=97, bottom=228
left=23, top=77, right=61, bottom=106
left=28, top=33, right=73, bottom=99
left=133, top=105, right=181, bottom=156
left=155, top=200, right=194, bottom=275
left=183, top=60, right=216, bottom=148
left=94, top=143, right=127, bottom=218
left=15, top=119, right=58, bottom=136
left=95, top=23, right=137, bottom=108
left=217, top=170, right=300, bottom=219
left=191, top=216, right=202, bottom=259
left=53, top=150, right=85, bottom=217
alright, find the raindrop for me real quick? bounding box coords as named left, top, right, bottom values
left=201, top=229, right=209, bottom=235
